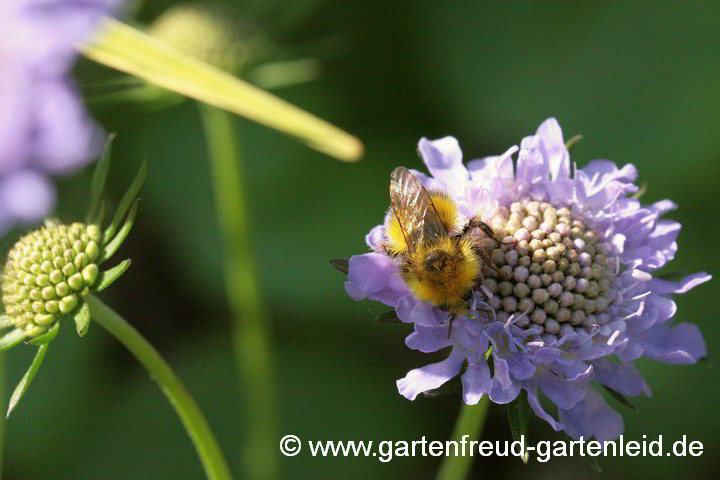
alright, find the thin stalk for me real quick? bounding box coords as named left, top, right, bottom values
left=0, top=352, right=5, bottom=476
left=435, top=398, right=490, bottom=480
left=86, top=294, right=233, bottom=480
left=200, top=104, right=279, bottom=480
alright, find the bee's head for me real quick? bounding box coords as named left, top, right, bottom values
left=424, top=250, right=451, bottom=272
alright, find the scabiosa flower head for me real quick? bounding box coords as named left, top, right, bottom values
left=0, top=140, right=143, bottom=416
left=344, top=118, right=710, bottom=440
left=0, top=140, right=144, bottom=344
left=0, top=0, right=123, bottom=233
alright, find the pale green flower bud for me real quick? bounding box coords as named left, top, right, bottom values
left=2, top=223, right=102, bottom=337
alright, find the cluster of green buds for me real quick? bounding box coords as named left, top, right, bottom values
left=0, top=138, right=145, bottom=416
left=3, top=222, right=103, bottom=337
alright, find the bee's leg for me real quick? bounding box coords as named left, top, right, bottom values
left=465, top=217, right=515, bottom=245
left=447, top=313, right=455, bottom=339
left=464, top=217, right=495, bottom=238
left=474, top=246, right=503, bottom=277
left=438, top=305, right=455, bottom=338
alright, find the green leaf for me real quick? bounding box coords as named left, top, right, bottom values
left=100, top=200, right=139, bottom=263
left=330, top=258, right=349, bottom=275
left=96, top=259, right=132, bottom=292
left=103, top=162, right=146, bottom=244
left=7, top=344, right=49, bottom=418
left=0, top=329, right=27, bottom=351
left=603, top=385, right=638, bottom=411
left=507, top=389, right=530, bottom=463
left=73, top=302, right=91, bottom=337
left=374, top=310, right=402, bottom=324
left=86, top=134, right=115, bottom=224
left=81, top=19, right=363, bottom=162
left=28, top=322, right=60, bottom=346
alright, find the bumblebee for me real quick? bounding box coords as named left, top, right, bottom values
left=385, top=167, right=497, bottom=333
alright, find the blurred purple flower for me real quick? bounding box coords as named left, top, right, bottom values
left=345, top=118, right=710, bottom=440
left=0, top=0, right=122, bottom=233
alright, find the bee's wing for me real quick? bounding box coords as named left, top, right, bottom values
left=390, top=167, right=428, bottom=253
left=389, top=167, right=449, bottom=253
left=423, top=197, right=450, bottom=243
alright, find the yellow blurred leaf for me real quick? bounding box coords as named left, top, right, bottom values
left=81, top=19, right=363, bottom=162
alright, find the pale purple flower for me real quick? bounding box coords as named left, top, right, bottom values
left=0, top=0, right=122, bottom=233
left=345, top=118, right=710, bottom=441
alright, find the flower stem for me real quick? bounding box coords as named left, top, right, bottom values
left=0, top=352, right=5, bottom=475
left=200, top=103, right=279, bottom=480
left=435, top=398, right=490, bottom=480
left=86, top=294, right=233, bottom=480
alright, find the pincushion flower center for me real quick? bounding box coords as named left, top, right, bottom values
left=480, top=198, right=617, bottom=341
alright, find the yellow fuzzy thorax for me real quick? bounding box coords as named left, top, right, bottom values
left=387, top=192, right=458, bottom=255
left=402, top=235, right=480, bottom=313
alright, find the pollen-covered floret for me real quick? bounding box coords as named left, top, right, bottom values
left=2, top=222, right=102, bottom=337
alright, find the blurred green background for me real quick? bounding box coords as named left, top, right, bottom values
left=3, top=0, right=719, bottom=478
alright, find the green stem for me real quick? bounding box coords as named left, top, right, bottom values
left=0, top=352, right=5, bottom=476
left=86, top=295, right=233, bottom=480
left=200, top=104, right=279, bottom=480
left=435, top=398, right=490, bottom=480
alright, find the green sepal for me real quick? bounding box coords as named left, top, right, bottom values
left=484, top=346, right=493, bottom=361
left=375, top=310, right=402, bottom=324
left=103, top=161, right=147, bottom=244
left=654, top=270, right=690, bottom=281
left=73, top=302, right=91, bottom=337
left=330, top=258, right=349, bottom=275
left=422, top=375, right=462, bottom=398
left=91, top=200, right=108, bottom=229
left=564, top=134, right=584, bottom=150
left=0, top=329, right=28, bottom=351
left=88, top=83, right=185, bottom=109
left=100, top=200, right=139, bottom=263
left=632, top=184, right=648, bottom=200
left=96, top=259, right=132, bottom=292
left=249, top=58, right=322, bottom=91
left=28, top=322, right=60, bottom=346
left=603, top=385, right=638, bottom=411
left=507, top=389, right=530, bottom=463
left=7, top=343, right=49, bottom=418
left=86, top=134, right=115, bottom=224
